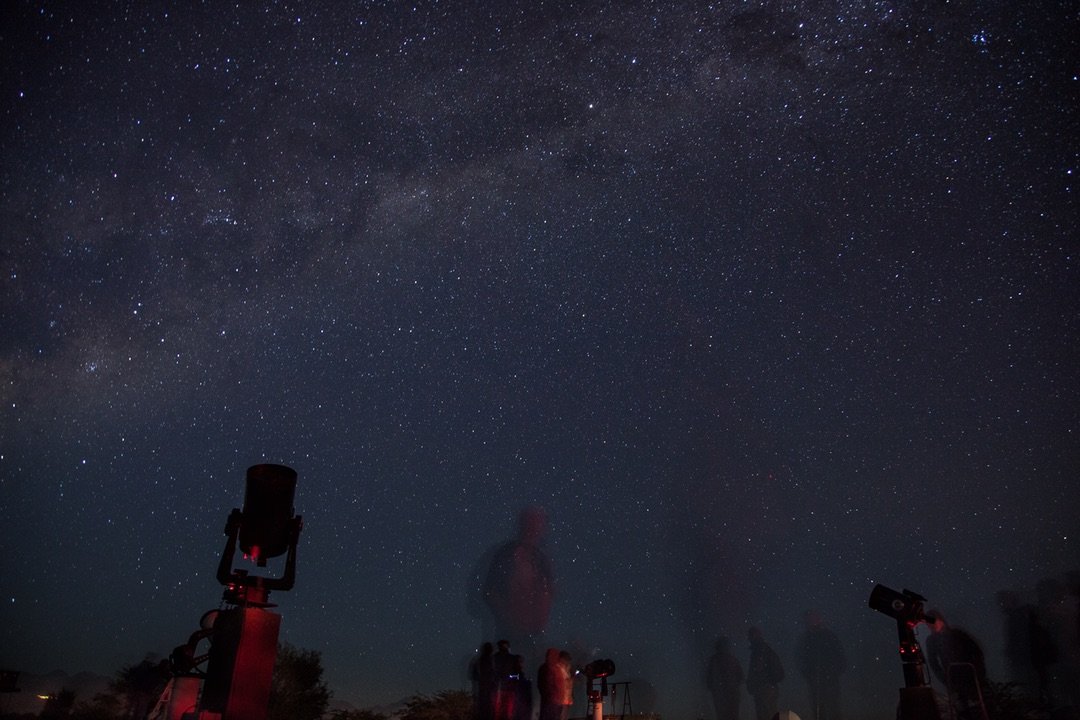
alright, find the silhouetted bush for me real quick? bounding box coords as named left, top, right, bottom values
left=983, top=681, right=1047, bottom=720
left=327, top=709, right=391, bottom=720
left=267, top=643, right=332, bottom=720
left=399, top=690, right=473, bottom=720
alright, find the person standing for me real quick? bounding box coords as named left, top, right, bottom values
left=746, top=627, right=784, bottom=720
left=706, top=636, right=744, bottom=720
left=471, top=642, right=496, bottom=720
left=995, top=591, right=1038, bottom=695
left=795, top=611, right=846, bottom=720
left=925, top=613, right=988, bottom=720
left=483, top=506, right=556, bottom=666
left=538, top=648, right=573, bottom=720
left=493, top=640, right=519, bottom=720
left=557, top=652, right=575, bottom=716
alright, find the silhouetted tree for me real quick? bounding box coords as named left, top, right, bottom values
left=400, top=690, right=473, bottom=720
left=52, top=653, right=168, bottom=720
left=267, top=643, right=331, bottom=720
left=109, top=655, right=169, bottom=719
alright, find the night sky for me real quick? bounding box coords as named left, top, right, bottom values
left=1, top=2, right=1077, bottom=718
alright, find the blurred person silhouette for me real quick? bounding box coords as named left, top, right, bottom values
left=795, top=610, right=846, bottom=720
left=493, top=640, right=527, bottom=720
left=1037, top=574, right=1080, bottom=713
left=996, top=590, right=1039, bottom=694
left=483, top=506, right=555, bottom=664
left=539, top=648, right=574, bottom=720
left=747, top=627, right=784, bottom=720
left=925, top=612, right=988, bottom=720
left=558, top=652, right=575, bottom=713
left=1065, top=571, right=1080, bottom=711
left=1069, top=572, right=1080, bottom=645
left=512, top=654, right=533, bottom=720
left=471, top=642, right=496, bottom=720
left=1035, top=577, right=1068, bottom=708
left=1028, top=607, right=1059, bottom=706
left=706, top=636, right=744, bottom=720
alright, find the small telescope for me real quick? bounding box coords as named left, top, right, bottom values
left=868, top=584, right=941, bottom=720
left=868, top=584, right=936, bottom=626
left=216, top=463, right=303, bottom=606
left=583, top=659, right=616, bottom=679
left=583, top=659, right=616, bottom=720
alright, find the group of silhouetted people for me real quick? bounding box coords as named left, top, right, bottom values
left=471, top=640, right=575, bottom=720
left=997, top=573, right=1080, bottom=714
left=916, top=574, right=1080, bottom=720
left=471, top=507, right=567, bottom=720
left=892, top=575, right=1080, bottom=720
left=703, top=574, right=1080, bottom=720
left=707, top=614, right=846, bottom=720
left=471, top=506, right=1079, bottom=720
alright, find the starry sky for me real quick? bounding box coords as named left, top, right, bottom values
left=1, top=2, right=1078, bottom=718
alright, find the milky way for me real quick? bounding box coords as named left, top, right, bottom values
left=1, top=3, right=1077, bottom=718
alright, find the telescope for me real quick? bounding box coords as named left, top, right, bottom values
left=583, top=659, right=615, bottom=679
left=238, top=463, right=299, bottom=564
left=583, top=659, right=616, bottom=720
left=155, top=464, right=303, bottom=720
left=868, top=583, right=941, bottom=720
left=216, top=463, right=303, bottom=605
left=868, top=584, right=936, bottom=626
